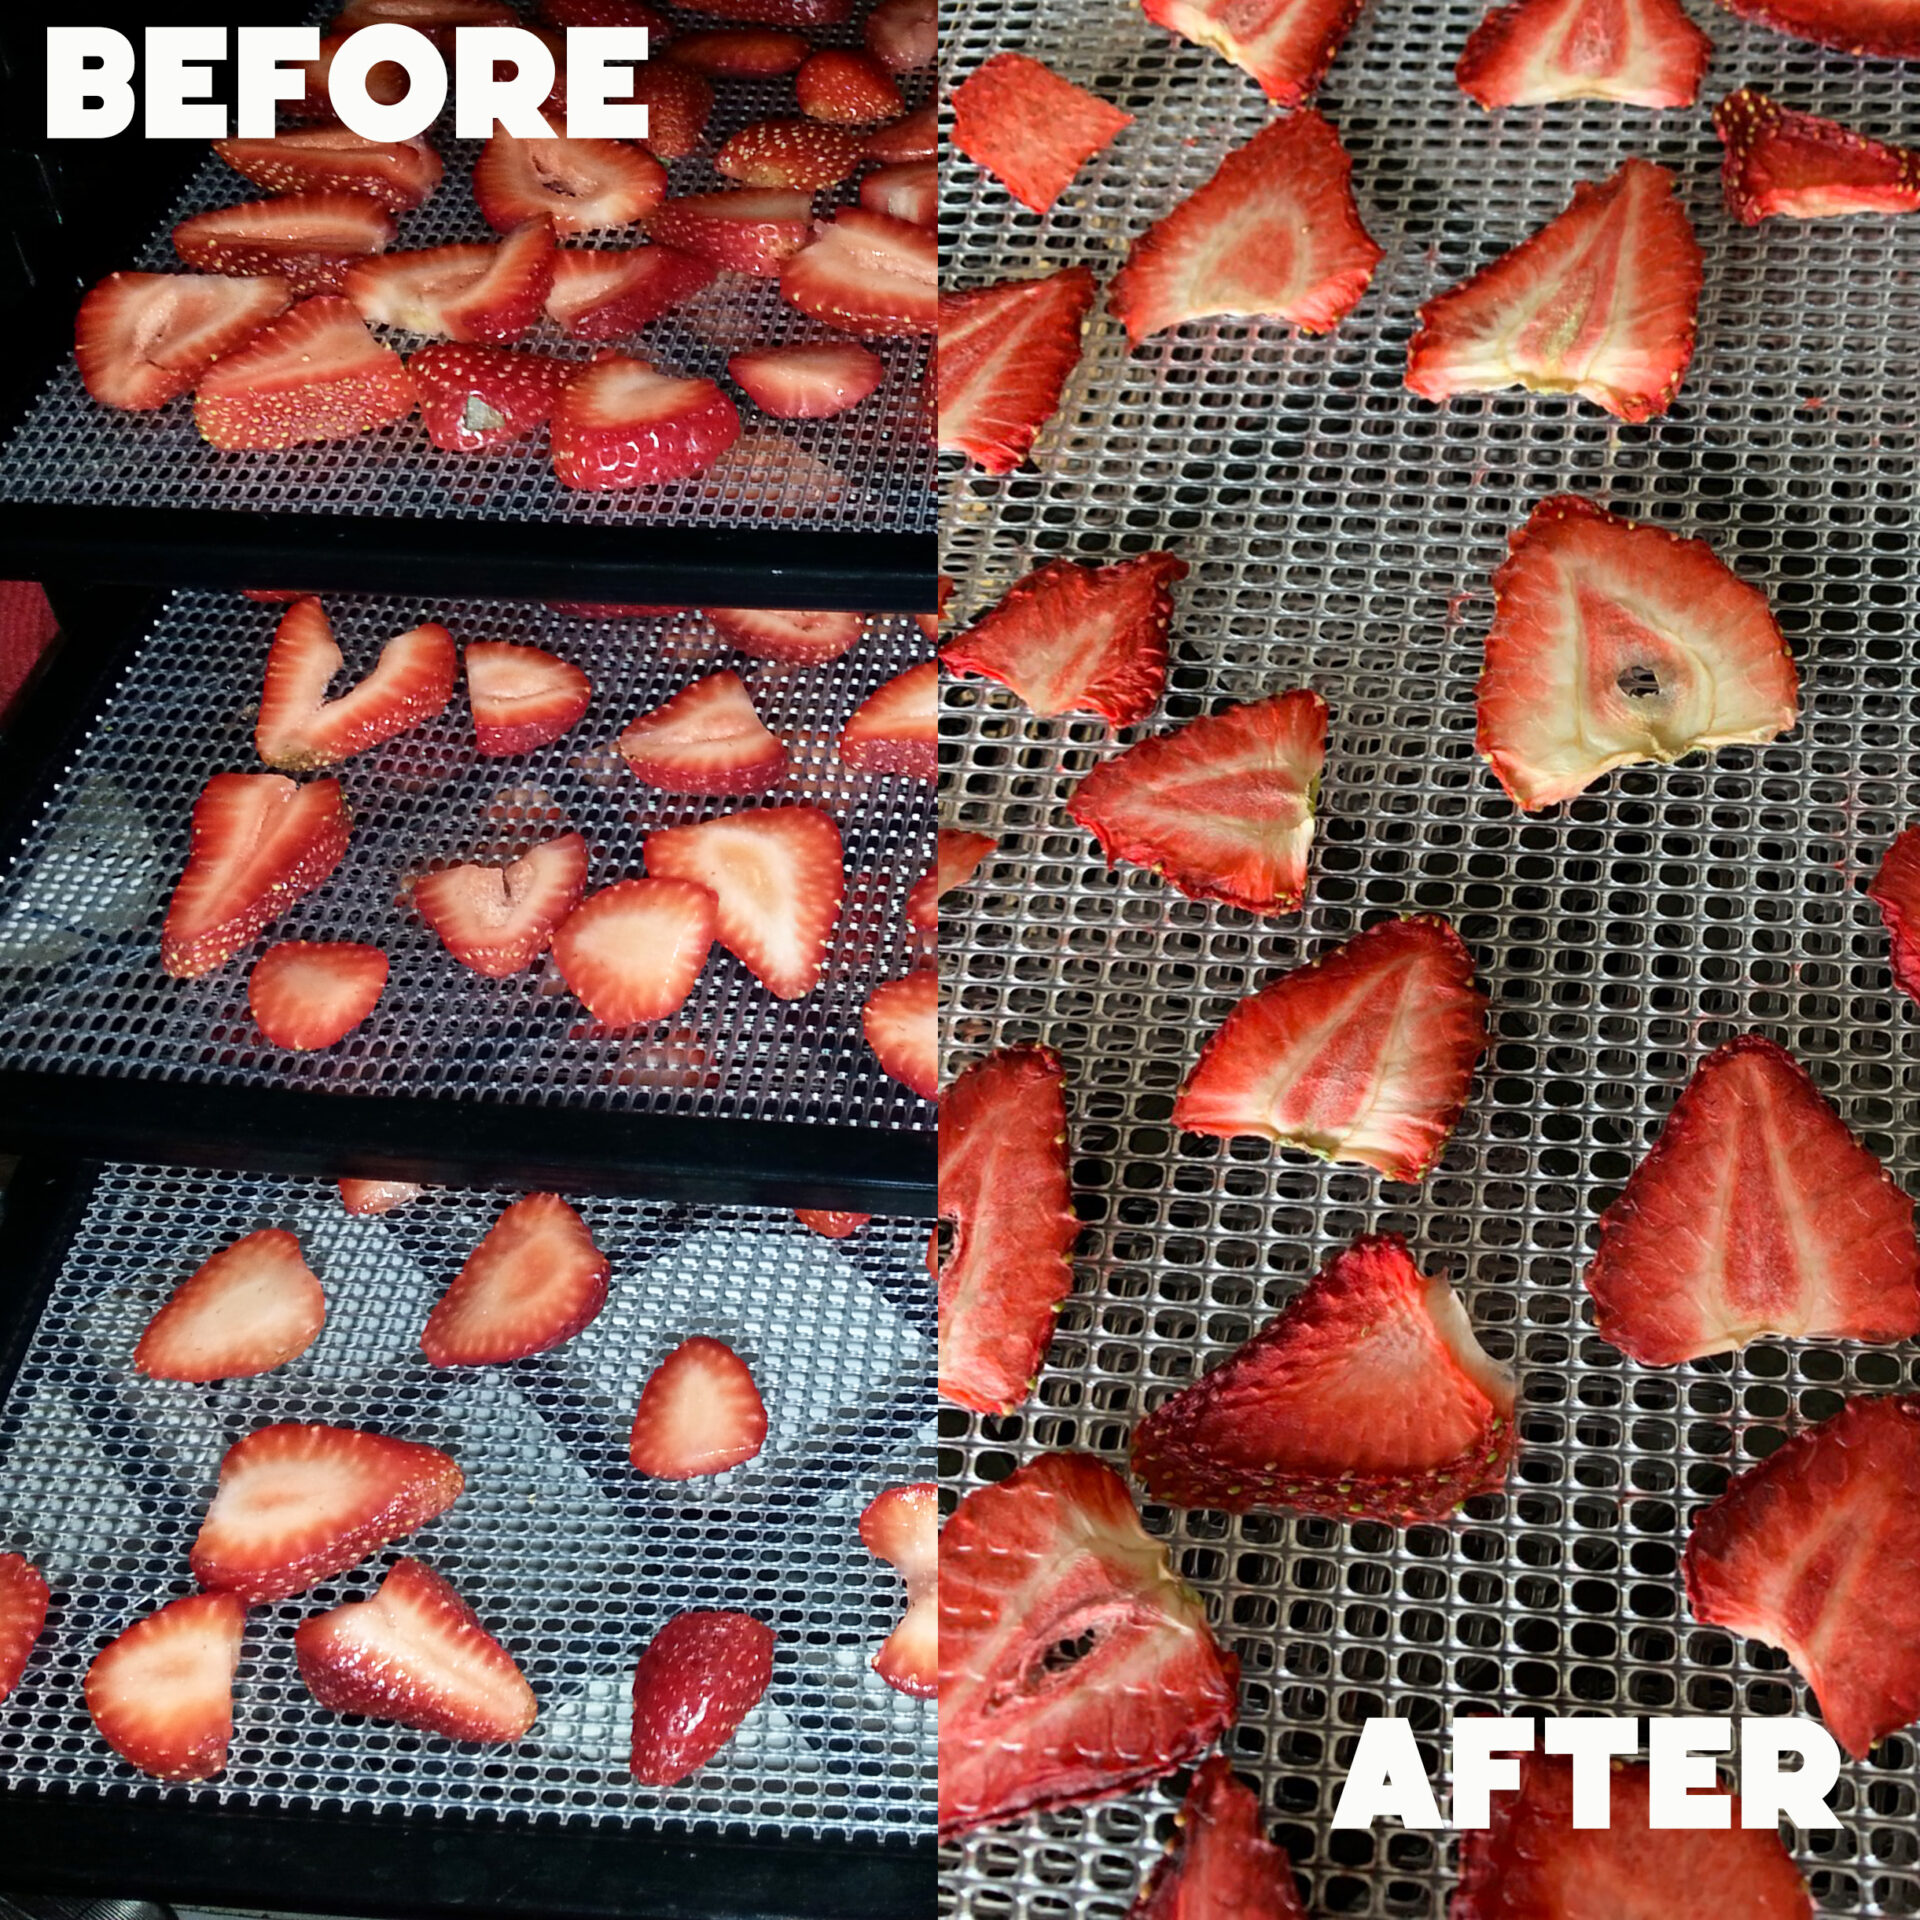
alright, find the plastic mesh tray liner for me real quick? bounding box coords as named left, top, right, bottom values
left=0, top=1163, right=934, bottom=1836
left=0, top=591, right=933, bottom=1129
left=0, top=7, right=933, bottom=536
left=939, top=0, right=1920, bottom=1913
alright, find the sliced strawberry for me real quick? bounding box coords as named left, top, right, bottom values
left=1711, top=0, right=1920, bottom=54
left=1109, top=112, right=1381, bottom=344
left=415, top=832, right=590, bottom=978
left=617, top=671, right=787, bottom=794
left=0, top=1558, right=48, bottom=1705
left=943, top=551, right=1187, bottom=731
left=796, top=1209, right=869, bottom=1237
left=1871, top=828, right=1920, bottom=1004
left=86, top=1592, right=248, bottom=1782
left=343, top=219, right=555, bottom=343
left=1716, top=87, right=1920, bottom=223
left=339, top=1178, right=423, bottom=1214
left=866, top=0, right=937, bottom=69
left=666, top=27, right=809, bottom=73
left=629, top=1336, right=768, bottom=1478
left=729, top=341, right=885, bottom=419
left=704, top=606, right=863, bottom=664
left=214, top=127, right=443, bottom=211
left=939, top=1452, right=1239, bottom=1839
left=249, top=941, right=388, bottom=1051
left=134, top=1227, right=325, bottom=1380
left=475, top=129, right=667, bottom=237
left=794, top=48, right=902, bottom=124
left=539, top=0, right=673, bottom=28
left=174, top=192, right=395, bottom=297
left=1066, top=690, right=1325, bottom=913
left=410, top=343, right=568, bottom=452
left=863, top=102, right=936, bottom=163
left=780, top=208, right=938, bottom=336
left=286, top=34, right=414, bottom=122
left=840, top=660, right=936, bottom=779
left=333, top=0, right=517, bottom=24
left=860, top=160, right=937, bottom=226
left=905, top=829, right=996, bottom=931
left=1475, top=494, right=1799, bottom=810
left=937, top=268, right=1096, bottom=474
left=860, top=1483, right=934, bottom=1698
left=686, top=0, right=848, bottom=18
left=421, top=1191, right=610, bottom=1367
left=630, top=1610, right=775, bottom=1785
left=1142, top=0, right=1364, bottom=105
left=717, top=118, right=865, bottom=190
left=950, top=53, right=1133, bottom=214
left=644, top=806, right=842, bottom=1000
left=553, top=878, right=717, bottom=1025
left=194, top=295, right=416, bottom=451
left=545, top=245, right=716, bottom=339
left=76, top=272, right=290, bottom=411
left=162, top=773, right=351, bottom=978
left=864, top=969, right=937, bottom=1100
left=649, top=190, right=814, bottom=277
left=1134, top=1759, right=1308, bottom=1919
left=626, top=62, right=712, bottom=160
left=466, top=641, right=592, bottom=755
left=551, top=352, right=743, bottom=489
left=1458, top=0, right=1711, bottom=108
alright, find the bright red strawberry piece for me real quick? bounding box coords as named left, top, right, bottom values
left=860, top=1483, right=934, bottom=1698
left=866, top=0, right=937, bottom=69
left=416, top=832, right=589, bottom=977
left=626, top=62, right=711, bottom=160
left=717, top=118, right=865, bottom=190
left=938, top=1044, right=1076, bottom=1414
left=1142, top=0, right=1364, bottom=105
left=194, top=295, right=416, bottom=450
left=1475, top=495, right=1798, bottom=811
left=795, top=48, right=902, bottom=124
left=796, top=1209, right=869, bottom=1237
left=410, top=343, right=568, bottom=453
left=248, top=941, right=387, bottom=1051
left=863, top=102, right=936, bottom=162
left=134, top=1227, right=325, bottom=1380
left=474, top=129, right=667, bottom=237
left=692, top=0, right=848, bottom=17
left=0, top=1558, right=48, bottom=1705
left=539, top=0, right=672, bottom=28
left=667, top=27, right=808, bottom=73
left=1109, top=112, right=1380, bottom=345
left=174, top=192, right=396, bottom=296
left=937, top=268, right=1096, bottom=474
left=545, top=245, right=715, bottom=339
left=86, top=1592, right=249, bottom=1782
left=729, top=341, right=885, bottom=419
left=286, top=34, right=413, bottom=121
left=861, top=160, right=937, bottom=226
left=1407, top=157, right=1700, bottom=421
left=649, top=189, right=813, bottom=277
left=421, top=1192, right=610, bottom=1367
left=629, top=1336, right=768, bottom=1478
left=943, top=551, right=1187, bottom=731
left=704, top=606, right=863, bottom=664
left=780, top=208, right=937, bottom=336
left=840, top=660, right=935, bottom=779
left=630, top=1610, right=775, bottom=1785
left=76, top=272, right=290, bottom=411
left=162, top=773, right=352, bottom=978
left=1871, top=828, right=1920, bottom=1004
left=1457, top=0, right=1711, bottom=107
left=939, top=1452, right=1238, bottom=1839
left=905, top=829, right=996, bottom=931
left=1133, top=1759, right=1307, bottom=1919
left=344, top=219, right=555, bottom=343
left=551, top=352, right=742, bottom=489
left=1716, top=88, right=1920, bottom=223
left=617, top=671, right=787, bottom=794
left=214, top=127, right=443, bottom=211
left=951, top=53, right=1133, bottom=214
left=466, top=641, right=592, bottom=755
left=339, top=1178, right=423, bottom=1214
left=553, top=878, right=717, bottom=1025
left=1712, top=0, right=1920, bottom=53
left=864, top=969, right=937, bottom=1100
left=192, top=1423, right=464, bottom=1602
left=1066, top=690, right=1326, bottom=913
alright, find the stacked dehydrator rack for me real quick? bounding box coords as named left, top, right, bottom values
left=0, top=3, right=938, bottom=1914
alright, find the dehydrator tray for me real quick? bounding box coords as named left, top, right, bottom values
left=939, top=0, right=1920, bottom=1914
left=0, top=1159, right=934, bottom=1920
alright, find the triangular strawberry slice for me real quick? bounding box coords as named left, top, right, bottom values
left=339, top=1178, right=423, bottom=1215
left=1715, top=88, right=1920, bottom=224
left=1130, top=1232, right=1517, bottom=1520
left=1456, top=0, right=1711, bottom=109
left=134, top=1228, right=326, bottom=1381
left=780, top=207, right=938, bottom=336
left=1065, top=690, right=1326, bottom=914
left=949, top=52, right=1133, bottom=213
left=1134, top=1759, right=1308, bottom=1919
left=863, top=968, right=937, bottom=1100
left=75, top=272, right=292, bottom=411
left=705, top=606, right=863, bottom=664
left=172, top=191, right=396, bottom=296
left=1585, top=1035, right=1920, bottom=1365
left=1108, top=113, right=1381, bottom=345
left=937, top=268, right=1096, bottom=474
left=617, top=670, right=788, bottom=794
left=466, top=641, right=592, bottom=756
left=414, top=831, right=589, bottom=978
left=552, top=878, right=717, bottom=1027
left=213, top=127, right=444, bottom=212
left=1141, top=0, right=1365, bottom=106
left=840, top=660, right=935, bottom=779
left=1711, top=0, right=1920, bottom=55
left=796, top=1209, right=869, bottom=1237
left=544, top=244, right=716, bottom=339
left=85, top=1592, right=249, bottom=1781
left=474, top=128, right=667, bottom=235
left=859, top=1483, right=935, bottom=1697
left=249, top=940, right=388, bottom=1050
left=729, top=341, right=886, bottom=419
left=629, top=1336, right=768, bottom=1478
left=905, top=829, right=996, bottom=930
left=1870, top=827, right=1920, bottom=1005
left=943, top=551, right=1187, bottom=731
left=0, top=1558, right=46, bottom=1704
left=344, top=220, right=555, bottom=343
left=1406, top=157, right=1701, bottom=421
left=939, top=1044, right=1077, bottom=1414
left=938, top=1452, right=1239, bottom=1839
left=422, top=1192, right=610, bottom=1367
left=1474, top=495, right=1799, bottom=810
left=1174, top=916, right=1488, bottom=1183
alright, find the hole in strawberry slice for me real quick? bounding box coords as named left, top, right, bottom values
left=1616, top=663, right=1662, bottom=698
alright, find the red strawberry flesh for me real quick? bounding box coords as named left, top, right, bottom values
left=794, top=48, right=902, bottom=124
left=214, top=127, right=443, bottom=211
left=617, top=670, right=787, bottom=794
left=421, top=1191, right=610, bottom=1367
left=864, top=969, right=937, bottom=1100
left=466, top=642, right=592, bottom=756
left=173, top=191, right=396, bottom=297
left=648, top=190, right=813, bottom=277
left=667, top=28, right=809, bottom=73
left=415, top=831, right=590, bottom=977
left=85, top=1591, right=249, bottom=1782
left=76, top=272, right=291, bottom=411
left=866, top=0, right=936, bottom=67
left=544, top=245, right=716, bottom=339
left=780, top=208, right=937, bottom=336
left=1715, top=87, right=1920, bottom=223
left=474, top=130, right=667, bottom=237
left=861, top=160, right=937, bottom=226
left=1133, top=1758, right=1308, bottom=1919
left=629, top=1336, right=768, bottom=1478
left=937, top=267, right=1096, bottom=473
left=1870, top=827, right=1920, bottom=1005
left=339, top=1178, right=424, bottom=1215
left=1457, top=0, right=1711, bottom=108
left=796, top=1209, right=869, bottom=1237
left=410, top=343, right=568, bottom=453
left=551, top=353, right=742, bottom=489
left=860, top=1482, right=935, bottom=1697
left=704, top=606, right=863, bottom=665
left=840, top=660, right=935, bottom=779
left=1709, top=0, right=1920, bottom=55
left=630, top=1609, right=775, bottom=1785
left=0, top=1557, right=48, bottom=1705
left=248, top=941, right=389, bottom=1051
left=717, top=118, right=865, bottom=190
left=729, top=341, right=885, bottom=419
left=1141, top=0, right=1365, bottom=106
left=905, top=829, right=996, bottom=930
left=552, top=878, right=718, bottom=1027
left=344, top=219, right=555, bottom=343
left=950, top=52, right=1133, bottom=214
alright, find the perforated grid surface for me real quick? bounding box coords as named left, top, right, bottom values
left=0, top=592, right=934, bottom=1128
left=939, top=0, right=1920, bottom=1912
left=0, top=1164, right=934, bottom=1835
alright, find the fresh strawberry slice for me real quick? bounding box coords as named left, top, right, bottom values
left=192, top=1423, right=464, bottom=1602
left=333, top=0, right=517, bottom=24
left=545, top=245, right=716, bottom=339
left=1407, top=157, right=1701, bottom=421
left=339, top=1178, right=423, bottom=1214
left=162, top=773, right=351, bottom=978
left=296, top=1556, right=535, bottom=1743
left=214, top=127, right=443, bottom=211
left=551, top=352, right=743, bottom=489
left=415, top=832, right=590, bottom=978
left=729, top=341, right=885, bottom=419
left=629, top=1336, right=768, bottom=1478
left=939, top=1452, right=1239, bottom=1839
left=866, top=0, right=937, bottom=69
left=474, top=129, right=667, bottom=236
left=863, top=102, right=936, bottom=162
left=1133, top=1759, right=1308, bottom=1919
left=466, top=642, right=592, bottom=755
left=421, top=1191, right=610, bottom=1367
left=794, top=48, right=903, bottom=123
left=667, top=27, right=809, bottom=73
left=194, top=294, right=416, bottom=450
left=249, top=941, right=388, bottom=1051
left=796, top=1209, right=869, bottom=1237
left=630, top=1610, right=775, bottom=1785
left=1475, top=495, right=1799, bottom=810
left=937, top=268, right=1096, bottom=474
left=951, top=52, right=1133, bottom=214
left=1142, top=0, right=1365, bottom=105
left=0, top=1558, right=48, bottom=1705
left=780, top=208, right=938, bottom=336
left=539, top=0, right=673, bottom=28
left=1715, top=88, right=1920, bottom=223
left=860, top=1483, right=935, bottom=1698
left=861, top=160, right=937, bottom=225
left=286, top=34, right=414, bottom=122
left=617, top=671, right=787, bottom=794
left=85, top=1592, right=249, bottom=1782
left=939, top=1044, right=1076, bottom=1414
left=864, top=969, right=937, bottom=1100
left=75, top=272, right=291, bottom=411
left=649, top=190, right=813, bottom=277
left=1871, top=828, right=1920, bottom=1004
left=553, top=878, right=718, bottom=1025
left=704, top=606, right=863, bottom=664
left=717, top=118, right=865, bottom=190
left=343, top=219, right=555, bottom=343
left=1108, top=112, right=1381, bottom=344
left=410, top=343, right=568, bottom=452
left=943, top=551, right=1187, bottom=731
left=1066, top=690, right=1326, bottom=913
left=840, top=660, right=935, bottom=778
left=174, top=192, right=396, bottom=296
left=134, top=1227, right=325, bottom=1380
left=626, top=62, right=712, bottom=160
left=905, top=829, right=996, bottom=930
left=1174, top=916, right=1488, bottom=1182
left=1457, top=0, right=1711, bottom=107
left=1712, top=0, right=1920, bottom=53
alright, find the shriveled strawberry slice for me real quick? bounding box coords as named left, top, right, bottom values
left=422, top=1191, right=610, bottom=1367
left=864, top=102, right=936, bottom=163
left=86, top=1592, right=249, bottom=1782
left=939, top=1044, right=1076, bottom=1414
left=951, top=52, right=1133, bottom=214
left=631, top=1610, right=775, bottom=1785
left=729, top=341, right=885, bottom=418
left=939, top=1452, right=1239, bottom=1839
left=174, top=191, right=396, bottom=296
left=864, top=969, right=937, bottom=1100
left=840, top=660, right=935, bottom=779
left=0, top=1558, right=48, bottom=1705
left=667, top=27, right=808, bottom=73
left=545, top=245, right=716, bottom=338
left=796, top=1209, right=869, bottom=1237
left=1711, top=0, right=1920, bottom=54
left=1870, top=828, right=1920, bottom=1004
left=475, top=129, right=667, bottom=236
left=76, top=272, right=291, bottom=411
left=1475, top=494, right=1799, bottom=810
left=466, top=641, right=592, bottom=755
left=617, top=671, right=787, bottom=794
left=781, top=208, right=938, bottom=336
left=717, top=118, right=865, bottom=190
left=1109, top=112, right=1381, bottom=344
left=410, top=343, right=568, bottom=453
left=339, top=1178, right=423, bottom=1215
left=414, top=831, right=589, bottom=978
left=943, top=551, right=1187, bottom=731
left=861, top=160, right=937, bottom=225
left=628, top=62, right=713, bottom=159
left=1457, top=0, right=1711, bottom=108
left=1407, top=157, right=1701, bottom=421
left=1142, top=0, right=1363, bottom=105
left=1715, top=88, right=1920, bottom=223
left=649, top=190, right=813, bottom=277
left=551, top=352, right=742, bottom=489
left=297, top=1556, right=535, bottom=1743
left=344, top=219, right=555, bottom=343
left=905, top=829, right=996, bottom=930
left=860, top=1483, right=935, bottom=1698
left=704, top=606, right=863, bottom=664
left=867, top=0, right=936, bottom=66
left=552, top=878, right=717, bottom=1026
left=794, top=48, right=902, bottom=123
left=134, top=1227, right=325, bottom=1381
left=1065, top=690, right=1325, bottom=913
left=1134, top=1759, right=1308, bottom=1919
left=214, top=127, right=443, bottom=211
left=937, top=268, right=1097, bottom=474
left=249, top=941, right=388, bottom=1050
left=629, top=1336, right=768, bottom=1478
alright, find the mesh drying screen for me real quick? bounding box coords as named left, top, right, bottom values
left=0, top=591, right=934, bottom=1130
left=0, top=1164, right=934, bottom=1837
left=939, top=0, right=1920, bottom=1912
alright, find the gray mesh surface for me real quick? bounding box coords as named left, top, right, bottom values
left=0, top=591, right=934, bottom=1129
left=938, top=0, right=1920, bottom=1912
left=0, top=1163, right=934, bottom=1836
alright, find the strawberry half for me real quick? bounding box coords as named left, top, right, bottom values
left=840, top=660, right=935, bottom=779
left=868, top=0, right=936, bottom=67
left=860, top=1483, right=935, bottom=1698
left=629, top=62, right=713, bottom=160
left=1109, top=112, right=1381, bottom=345
left=1870, top=827, right=1920, bottom=1004
left=617, top=670, right=788, bottom=794
left=162, top=773, right=352, bottom=978
left=729, top=341, right=885, bottom=419
left=629, top=1336, right=768, bottom=1478
left=134, top=1227, right=325, bottom=1381
left=339, top=1178, right=423, bottom=1214
left=410, top=343, right=568, bottom=453
left=1712, top=0, right=1920, bottom=54
left=939, top=1044, right=1077, bottom=1414
left=474, top=129, right=667, bottom=236
left=414, top=831, right=590, bottom=977
left=717, top=118, right=865, bottom=190
left=864, top=969, right=937, bottom=1100
left=1715, top=87, right=1920, bottom=223
left=861, top=160, right=937, bottom=226
left=905, top=829, right=996, bottom=931
left=551, top=353, right=742, bottom=489
left=0, top=1558, right=48, bottom=1705
left=249, top=941, right=388, bottom=1051
left=630, top=1610, right=775, bottom=1785
left=1407, top=157, right=1701, bottom=422
left=1475, top=494, right=1799, bottom=811
left=863, top=102, right=936, bottom=163
left=76, top=272, right=291, bottom=411
left=939, top=1452, right=1239, bottom=1840
left=552, top=878, right=718, bottom=1026
left=938, top=268, right=1096, bottom=474
left=1457, top=0, right=1711, bottom=108
left=545, top=245, right=716, bottom=339
left=780, top=208, right=938, bottom=336
left=943, top=551, right=1187, bottom=731
left=1065, top=690, right=1326, bottom=914
left=1134, top=1759, right=1308, bottom=1919
left=794, top=49, right=902, bottom=124
left=297, top=1556, right=535, bottom=1743
left=466, top=642, right=592, bottom=755
left=704, top=606, right=863, bottom=665
left=649, top=190, right=814, bottom=277
left=950, top=52, right=1133, bottom=214
left=796, top=1209, right=869, bottom=1237
left=1142, top=0, right=1365, bottom=106
left=343, top=219, right=555, bottom=343
left=667, top=27, right=809, bottom=73
left=214, top=128, right=443, bottom=212
left=174, top=192, right=396, bottom=296
left=85, top=1592, right=249, bottom=1782
left=421, top=1192, right=610, bottom=1368
left=644, top=805, right=843, bottom=1000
